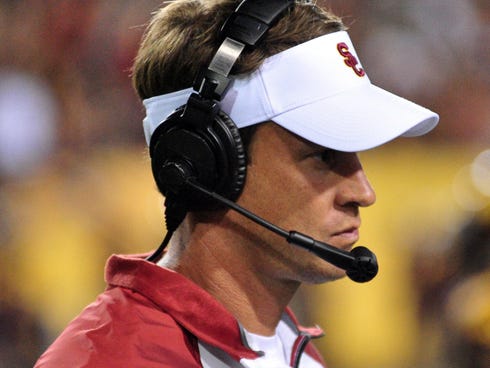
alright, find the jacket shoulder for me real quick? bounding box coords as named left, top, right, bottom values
left=35, top=287, right=201, bottom=368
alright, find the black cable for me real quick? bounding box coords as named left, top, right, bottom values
left=146, top=230, right=174, bottom=263
left=146, top=195, right=188, bottom=263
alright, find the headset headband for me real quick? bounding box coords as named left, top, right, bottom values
left=194, top=0, right=294, bottom=101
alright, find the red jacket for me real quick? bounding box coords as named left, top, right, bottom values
left=35, top=254, right=326, bottom=367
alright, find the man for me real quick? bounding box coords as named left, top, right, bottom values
left=35, top=1, right=438, bottom=367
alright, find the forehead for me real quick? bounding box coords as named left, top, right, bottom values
left=247, top=122, right=326, bottom=161
left=246, top=122, right=363, bottom=178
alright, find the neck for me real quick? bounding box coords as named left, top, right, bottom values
left=160, top=214, right=300, bottom=336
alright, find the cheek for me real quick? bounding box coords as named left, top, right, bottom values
left=240, top=160, right=334, bottom=229
left=238, top=162, right=289, bottom=218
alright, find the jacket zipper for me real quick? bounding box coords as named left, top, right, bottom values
left=290, top=332, right=312, bottom=368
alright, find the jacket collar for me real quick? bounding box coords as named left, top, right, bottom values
left=105, top=254, right=323, bottom=362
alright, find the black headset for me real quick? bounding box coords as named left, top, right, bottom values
left=149, top=0, right=294, bottom=215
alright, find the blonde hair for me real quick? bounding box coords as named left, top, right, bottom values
left=132, top=0, right=345, bottom=100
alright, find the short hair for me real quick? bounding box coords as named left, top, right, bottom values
left=132, top=0, right=345, bottom=100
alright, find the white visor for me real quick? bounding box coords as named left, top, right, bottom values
left=143, top=31, right=439, bottom=151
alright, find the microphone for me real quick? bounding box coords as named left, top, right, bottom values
left=184, top=179, right=379, bottom=283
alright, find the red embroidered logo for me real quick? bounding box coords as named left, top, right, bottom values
left=337, top=42, right=365, bottom=77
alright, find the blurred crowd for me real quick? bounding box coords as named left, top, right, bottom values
left=0, top=1, right=488, bottom=367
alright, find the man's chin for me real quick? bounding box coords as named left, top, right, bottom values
left=300, top=266, right=347, bottom=284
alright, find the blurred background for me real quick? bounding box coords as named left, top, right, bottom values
left=0, top=1, right=488, bottom=367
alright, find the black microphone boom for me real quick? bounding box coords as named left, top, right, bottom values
left=185, top=179, right=378, bottom=283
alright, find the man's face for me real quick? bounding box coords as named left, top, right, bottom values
left=232, top=122, right=376, bottom=283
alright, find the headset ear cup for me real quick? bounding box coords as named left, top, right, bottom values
left=212, top=110, right=247, bottom=203
left=150, top=107, right=247, bottom=211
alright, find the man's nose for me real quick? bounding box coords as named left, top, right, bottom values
left=336, top=154, right=376, bottom=208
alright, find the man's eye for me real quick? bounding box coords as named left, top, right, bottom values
left=319, top=149, right=336, bottom=166
left=311, top=149, right=336, bottom=167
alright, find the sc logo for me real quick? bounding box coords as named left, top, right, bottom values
left=337, top=42, right=365, bottom=77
